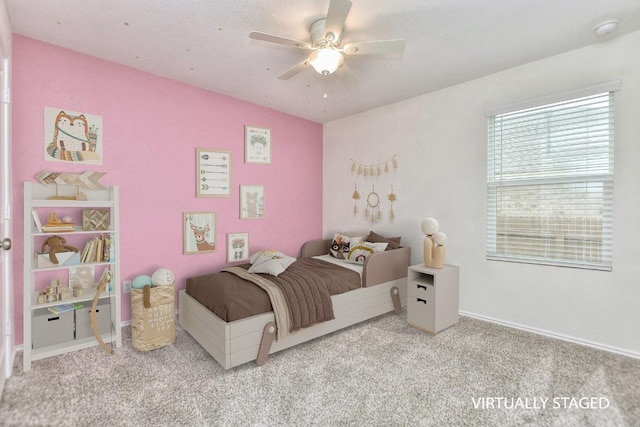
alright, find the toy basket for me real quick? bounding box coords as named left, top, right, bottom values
left=131, top=284, right=175, bottom=351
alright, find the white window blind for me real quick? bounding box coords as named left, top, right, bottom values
left=487, top=89, right=615, bottom=270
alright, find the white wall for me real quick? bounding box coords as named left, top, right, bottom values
left=323, top=31, right=640, bottom=356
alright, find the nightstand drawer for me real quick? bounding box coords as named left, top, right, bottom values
left=407, top=281, right=435, bottom=301
left=407, top=295, right=435, bottom=332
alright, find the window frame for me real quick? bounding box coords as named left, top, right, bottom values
left=486, top=82, right=619, bottom=271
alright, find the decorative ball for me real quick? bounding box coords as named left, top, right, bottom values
left=151, top=268, right=175, bottom=286
left=433, top=231, right=448, bottom=246
left=131, top=275, right=152, bottom=290
left=62, top=216, right=73, bottom=223
left=421, top=217, right=439, bottom=235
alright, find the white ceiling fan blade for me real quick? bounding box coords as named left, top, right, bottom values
left=249, top=31, right=312, bottom=49
left=323, top=0, right=352, bottom=43
left=343, top=40, right=405, bottom=55
left=278, top=60, right=309, bottom=80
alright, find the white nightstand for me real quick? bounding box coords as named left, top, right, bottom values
left=407, top=263, right=459, bottom=334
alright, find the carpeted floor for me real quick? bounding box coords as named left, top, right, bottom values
left=1, top=312, right=639, bottom=426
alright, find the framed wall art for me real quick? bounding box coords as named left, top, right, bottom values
left=240, top=185, right=264, bottom=219
left=183, top=212, right=216, bottom=254
left=196, top=148, right=232, bottom=197
left=44, top=107, right=104, bottom=165
left=244, top=125, right=271, bottom=164
left=226, top=232, right=249, bottom=263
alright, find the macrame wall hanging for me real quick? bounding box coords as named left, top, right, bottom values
left=350, top=154, right=398, bottom=177
left=388, top=185, right=396, bottom=221
left=350, top=154, right=399, bottom=225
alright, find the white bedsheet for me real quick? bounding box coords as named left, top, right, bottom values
left=312, top=254, right=363, bottom=278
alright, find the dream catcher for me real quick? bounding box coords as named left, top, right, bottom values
left=365, top=185, right=381, bottom=224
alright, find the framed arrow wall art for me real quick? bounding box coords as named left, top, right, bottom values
left=196, top=148, right=232, bottom=197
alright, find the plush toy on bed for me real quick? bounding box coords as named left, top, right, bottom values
left=247, top=250, right=296, bottom=277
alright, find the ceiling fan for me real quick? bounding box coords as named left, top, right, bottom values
left=249, top=0, right=405, bottom=80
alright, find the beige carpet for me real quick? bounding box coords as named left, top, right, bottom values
left=1, top=312, right=639, bottom=426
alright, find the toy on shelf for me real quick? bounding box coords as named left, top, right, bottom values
left=41, top=235, right=78, bottom=264
left=37, top=279, right=71, bottom=304
left=91, top=269, right=114, bottom=354
left=41, top=212, right=75, bottom=232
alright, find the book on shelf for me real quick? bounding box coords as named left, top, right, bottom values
left=48, top=302, right=83, bottom=315
left=103, top=236, right=111, bottom=262
left=42, top=224, right=75, bottom=232
left=31, top=210, right=42, bottom=232
left=80, top=235, right=110, bottom=263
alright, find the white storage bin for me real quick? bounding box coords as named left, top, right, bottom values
left=75, top=301, right=111, bottom=339
left=32, top=309, right=74, bottom=349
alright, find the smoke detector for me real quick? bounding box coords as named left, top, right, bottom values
left=593, top=20, right=618, bottom=36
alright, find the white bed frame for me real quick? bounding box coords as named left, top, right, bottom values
left=178, top=239, right=410, bottom=369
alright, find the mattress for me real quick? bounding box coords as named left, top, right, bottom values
left=185, top=257, right=361, bottom=322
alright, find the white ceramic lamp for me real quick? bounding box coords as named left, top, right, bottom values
left=421, top=217, right=439, bottom=235
left=422, top=218, right=447, bottom=268
left=431, top=231, right=447, bottom=268
left=421, top=218, right=439, bottom=266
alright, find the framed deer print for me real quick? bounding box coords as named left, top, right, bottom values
left=196, top=148, right=231, bottom=197
left=240, top=185, right=264, bottom=219
left=244, top=126, right=271, bottom=164
left=183, top=212, right=216, bottom=254
left=226, top=232, right=249, bottom=263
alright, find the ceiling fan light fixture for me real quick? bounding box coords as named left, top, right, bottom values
left=308, top=49, right=344, bottom=75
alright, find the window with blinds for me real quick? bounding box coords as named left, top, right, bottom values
left=487, top=89, right=615, bottom=270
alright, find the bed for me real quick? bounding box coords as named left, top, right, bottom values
left=178, top=234, right=411, bottom=369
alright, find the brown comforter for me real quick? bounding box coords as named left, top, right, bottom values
left=186, top=257, right=361, bottom=330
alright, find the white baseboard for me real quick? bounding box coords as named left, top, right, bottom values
left=460, top=310, right=640, bottom=360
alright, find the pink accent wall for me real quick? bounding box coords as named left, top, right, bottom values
left=11, top=36, right=323, bottom=344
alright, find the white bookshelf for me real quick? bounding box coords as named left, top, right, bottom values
left=23, top=182, right=121, bottom=371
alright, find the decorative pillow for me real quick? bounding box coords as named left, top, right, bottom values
left=345, top=241, right=388, bottom=264
left=366, top=231, right=401, bottom=250
left=329, top=233, right=362, bottom=259
left=247, top=250, right=296, bottom=277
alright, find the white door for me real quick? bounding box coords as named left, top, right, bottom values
left=0, top=67, right=10, bottom=390
left=0, top=56, right=13, bottom=392
left=0, top=3, right=13, bottom=396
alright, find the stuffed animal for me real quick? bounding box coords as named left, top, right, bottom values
left=41, top=235, right=78, bottom=264
left=132, top=275, right=152, bottom=289
left=151, top=268, right=175, bottom=286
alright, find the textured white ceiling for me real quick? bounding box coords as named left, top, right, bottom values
left=6, top=0, right=640, bottom=123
